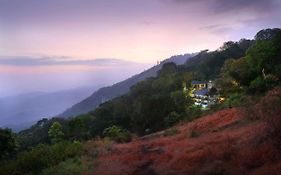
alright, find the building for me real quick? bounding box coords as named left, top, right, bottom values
left=190, top=80, right=218, bottom=108
left=191, top=81, right=208, bottom=90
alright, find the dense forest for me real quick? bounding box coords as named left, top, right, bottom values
left=1, top=28, right=281, bottom=175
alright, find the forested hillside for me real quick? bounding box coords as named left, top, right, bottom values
left=1, top=28, right=281, bottom=175
left=61, top=54, right=194, bottom=118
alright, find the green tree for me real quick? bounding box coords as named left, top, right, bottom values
left=219, top=29, right=281, bottom=94
left=255, top=28, right=281, bottom=40
left=68, top=114, right=92, bottom=140
left=0, top=141, right=82, bottom=175
left=245, top=28, right=281, bottom=93
left=164, top=111, right=181, bottom=127
left=157, top=62, right=177, bottom=76
left=0, top=128, right=17, bottom=159
left=48, top=122, right=64, bottom=143
left=103, top=125, right=131, bottom=143
left=219, top=57, right=252, bottom=92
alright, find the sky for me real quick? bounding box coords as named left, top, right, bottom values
left=0, top=0, right=281, bottom=96
left=0, top=57, right=151, bottom=97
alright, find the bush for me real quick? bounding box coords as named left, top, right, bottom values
left=0, top=128, right=17, bottom=160
left=83, top=140, right=100, bottom=159
left=190, top=130, right=200, bottom=138
left=0, top=160, right=17, bottom=175
left=163, top=128, right=179, bottom=137
left=184, top=105, right=202, bottom=121
left=0, top=141, right=82, bottom=175
left=41, top=157, right=84, bottom=175
left=103, top=125, right=132, bottom=143
left=256, top=87, right=281, bottom=146
left=48, top=121, right=64, bottom=143
left=164, top=111, right=181, bottom=127
left=228, top=93, right=243, bottom=107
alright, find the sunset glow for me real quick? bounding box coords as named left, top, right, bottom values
left=1, top=0, right=280, bottom=63
left=0, top=0, right=281, bottom=96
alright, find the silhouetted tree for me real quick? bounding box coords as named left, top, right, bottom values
left=0, top=128, right=17, bottom=159
left=255, top=28, right=281, bottom=41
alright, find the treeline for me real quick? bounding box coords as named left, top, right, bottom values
left=10, top=29, right=281, bottom=148
left=220, top=28, right=281, bottom=95
left=1, top=28, right=281, bottom=175
left=18, top=33, right=256, bottom=147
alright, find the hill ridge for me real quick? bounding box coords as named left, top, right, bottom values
left=60, top=53, right=195, bottom=117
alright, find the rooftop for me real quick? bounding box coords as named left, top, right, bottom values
left=194, top=89, right=209, bottom=96
left=191, top=80, right=208, bottom=85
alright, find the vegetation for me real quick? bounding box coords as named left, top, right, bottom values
left=1, top=28, right=281, bottom=174
left=219, top=28, right=281, bottom=95
left=190, top=130, right=200, bottom=138
left=247, top=87, right=281, bottom=147
left=41, top=157, right=84, bottom=175
left=0, top=141, right=82, bottom=175
left=103, top=125, right=132, bottom=143
left=163, top=128, right=179, bottom=137
left=48, top=121, right=64, bottom=143
left=0, top=128, right=17, bottom=160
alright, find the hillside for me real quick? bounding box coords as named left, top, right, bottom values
left=85, top=107, right=280, bottom=175
left=61, top=53, right=194, bottom=118
left=1, top=28, right=281, bottom=175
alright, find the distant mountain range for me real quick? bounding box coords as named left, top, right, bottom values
left=0, top=86, right=99, bottom=131
left=60, top=53, right=195, bottom=118
left=0, top=53, right=195, bottom=131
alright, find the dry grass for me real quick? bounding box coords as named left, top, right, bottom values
left=83, top=89, right=281, bottom=175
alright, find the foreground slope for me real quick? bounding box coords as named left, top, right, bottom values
left=86, top=107, right=280, bottom=175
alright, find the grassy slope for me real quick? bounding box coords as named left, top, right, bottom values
left=83, top=108, right=281, bottom=175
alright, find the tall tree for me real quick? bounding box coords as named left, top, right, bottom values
left=48, top=122, right=64, bottom=143
left=255, top=28, right=281, bottom=41
left=0, top=128, right=17, bottom=159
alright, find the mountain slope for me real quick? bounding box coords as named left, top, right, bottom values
left=87, top=108, right=279, bottom=175
left=60, top=53, right=195, bottom=118
left=0, top=86, right=98, bottom=131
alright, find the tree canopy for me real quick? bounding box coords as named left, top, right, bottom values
left=0, top=128, right=17, bottom=159
left=48, top=121, right=64, bottom=143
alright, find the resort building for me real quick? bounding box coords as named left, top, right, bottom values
left=190, top=80, right=219, bottom=108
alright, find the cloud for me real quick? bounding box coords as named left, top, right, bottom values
left=0, top=56, right=139, bottom=67
left=200, top=24, right=233, bottom=35
left=1, top=0, right=280, bottom=61
left=200, top=24, right=223, bottom=30
left=211, top=0, right=280, bottom=13
left=141, top=21, right=154, bottom=26
left=165, top=0, right=281, bottom=16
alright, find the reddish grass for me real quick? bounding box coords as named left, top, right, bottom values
left=84, top=89, right=281, bottom=175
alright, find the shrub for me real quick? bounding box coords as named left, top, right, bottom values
left=41, top=157, right=84, bottom=175
left=256, top=87, right=281, bottom=146
left=83, top=140, right=100, bottom=159
left=190, top=130, right=200, bottom=138
left=225, top=92, right=243, bottom=108
left=16, top=144, right=51, bottom=174
left=0, top=128, right=17, bottom=160
left=48, top=121, right=64, bottom=144
left=103, top=125, right=132, bottom=143
left=0, top=141, right=82, bottom=175
left=163, top=128, right=179, bottom=137
left=0, top=159, right=17, bottom=175
left=239, top=95, right=261, bottom=121
left=164, top=111, right=181, bottom=127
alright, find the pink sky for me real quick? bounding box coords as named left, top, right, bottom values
left=1, top=0, right=280, bottom=63
left=0, top=0, right=281, bottom=96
